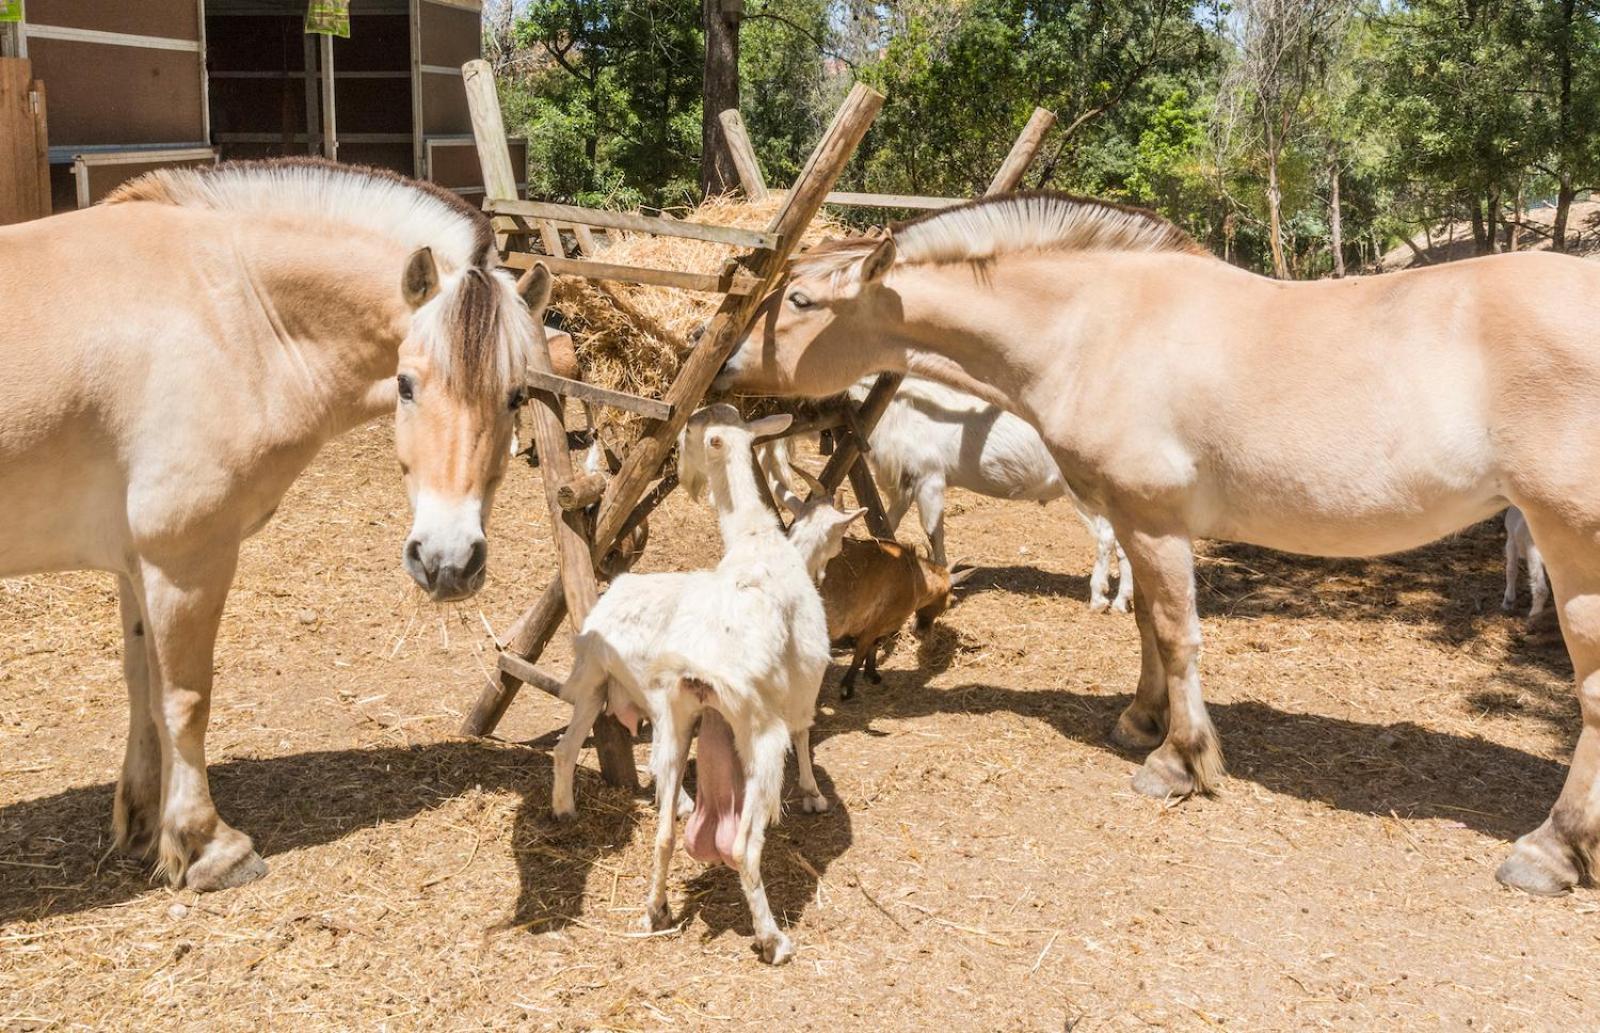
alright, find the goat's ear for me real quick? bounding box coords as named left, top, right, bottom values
left=857, top=234, right=897, bottom=285
left=948, top=563, right=978, bottom=587
left=747, top=413, right=793, bottom=439
left=838, top=506, right=868, bottom=529
left=401, top=247, right=440, bottom=308
left=518, top=262, right=553, bottom=315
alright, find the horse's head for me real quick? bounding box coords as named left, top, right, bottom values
left=393, top=249, right=550, bottom=601
left=715, top=233, right=900, bottom=398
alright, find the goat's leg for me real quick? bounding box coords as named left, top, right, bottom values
left=733, top=724, right=794, bottom=964
left=1504, top=527, right=1522, bottom=612
left=1084, top=512, right=1113, bottom=613
left=865, top=642, right=883, bottom=684
left=551, top=658, right=607, bottom=819
left=1111, top=580, right=1168, bottom=751
left=140, top=547, right=266, bottom=891
left=1119, top=531, right=1222, bottom=800
left=1110, top=538, right=1134, bottom=614
left=839, top=647, right=869, bottom=700
left=642, top=709, right=691, bottom=931
left=793, top=729, right=829, bottom=813
left=1527, top=538, right=1551, bottom=618
left=113, top=576, right=161, bottom=859
left=915, top=474, right=948, bottom=566
left=1496, top=504, right=1600, bottom=895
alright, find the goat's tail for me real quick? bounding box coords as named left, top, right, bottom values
left=645, top=652, right=738, bottom=711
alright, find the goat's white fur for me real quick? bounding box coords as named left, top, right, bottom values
left=1503, top=506, right=1549, bottom=619
left=551, top=405, right=857, bottom=964
left=846, top=376, right=1133, bottom=613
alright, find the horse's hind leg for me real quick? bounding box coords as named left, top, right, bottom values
left=1497, top=512, right=1600, bottom=894
left=140, top=548, right=266, bottom=891
left=1118, top=531, right=1222, bottom=798
left=112, top=576, right=160, bottom=857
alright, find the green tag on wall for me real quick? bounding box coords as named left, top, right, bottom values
left=0, top=1, right=23, bottom=25
left=304, top=0, right=349, bottom=37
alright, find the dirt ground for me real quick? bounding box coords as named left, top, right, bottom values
left=1, top=421, right=1592, bottom=1032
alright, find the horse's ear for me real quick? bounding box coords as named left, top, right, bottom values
left=858, top=234, right=897, bottom=285
left=401, top=247, right=440, bottom=308
left=518, top=262, right=553, bottom=316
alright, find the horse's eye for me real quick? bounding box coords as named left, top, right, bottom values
left=788, top=290, right=814, bottom=310
left=397, top=374, right=415, bottom=403
left=508, top=388, right=526, bottom=411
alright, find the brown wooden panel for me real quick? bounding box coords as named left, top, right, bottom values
left=418, top=3, right=480, bottom=68
left=330, top=76, right=412, bottom=133
left=331, top=15, right=411, bottom=71
left=76, top=154, right=213, bottom=207
left=204, top=16, right=306, bottom=72
left=28, top=0, right=198, bottom=40
left=420, top=70, right=469, bottom=135
left=0, top=59, right=50, bottom=224
left=337, top=142, right=413, bottom=175
left=29, top=38, right=203, bottom=146
left=207, top=76, right=309, bottom=136
left=428, top=137, right=524, bottom=191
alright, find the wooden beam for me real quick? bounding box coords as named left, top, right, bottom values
left=556, top=471, right=609, bottom=512
left=502, top=249, right=759, bottom=296
left=846, top=448, right=895, bottom=539
left=573, top=224, right=599, bottom=255
left=461, top=59, right=520, bottom=246
left=823, top=191, right=963, bottom=210
left=987, top=107, right=1057, bottom=194
left=497, top=653, right=565, bottom=698
left=718, top=108, right=769, bottom=201
left=589, top=84, right=884, bottom=555
left=487, top=197, right=778, bottom=250
left=538, top=220, right=564, bottom=257
left=319, top=33, right=337, bottom=162
left=461, top=576, right=565, bottom=736
left=525, top=368, right=673, bottom=422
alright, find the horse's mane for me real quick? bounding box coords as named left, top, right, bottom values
left=793, top=191, right=1207, bottom=278
left=108, top=157, right=498, bottom=273
left=108, top=159, right=532, bottom=399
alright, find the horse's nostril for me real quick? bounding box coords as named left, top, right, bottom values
left=463, top=539, right=488, bottom=580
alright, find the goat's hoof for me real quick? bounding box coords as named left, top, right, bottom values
left=1495, top=836, right=1579, bottom=897
left=1088, top=597, right=1110, bottom=614
left=643, top=902, right=673, bottom=932
left=755, top=931, right=794, bottom=965
left=1130, top=749, right=1195, bottom=801
left=550, top=805, right=577, bottom=823
left=867, top=671, right=883, bottom=685
left=675, top=788, right=695, bottom=819
left=1501, top=596, right=1517, bottom=614
left=1111, top=598, right=1131, bottom=614
left=839, top=684, right=855, bottom=701
left=800, top=793, right=830, bottom=814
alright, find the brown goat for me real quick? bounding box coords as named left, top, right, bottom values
left=820, top=538, right=972, bottom=699
left=544, top=326, right=580, bottom=381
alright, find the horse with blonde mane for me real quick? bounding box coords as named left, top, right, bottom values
left=715, top=191, right=1600, bottom=897
left=0, top=159, right=552, bottom=890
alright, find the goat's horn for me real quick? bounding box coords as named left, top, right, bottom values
left=795, top=468, right=829, bottom=497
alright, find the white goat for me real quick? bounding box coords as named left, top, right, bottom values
left=846, top=376, right=1133, bottom=613
left=1503, top=506, right=1549, bottom=619
left=551, top=405, right=860, bottom=964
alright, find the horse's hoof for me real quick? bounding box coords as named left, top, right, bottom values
left=756, top=931, right=794, bottom=965
left=800, top=793, right=830, bottom=814
left=1495, top=839, right=1579, bottom=897
left=1110, top=707, right=1164, bottom=751
left=1131, top=750, right=1195, bottom=800
left=186, top=847, right=267, bottom=892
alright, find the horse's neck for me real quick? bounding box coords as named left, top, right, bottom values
left=244, top=235, right=411, bottom=438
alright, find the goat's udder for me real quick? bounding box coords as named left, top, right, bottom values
left=685, top=707, right=745, bottom=868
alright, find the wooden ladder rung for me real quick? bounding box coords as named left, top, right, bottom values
left=498, top=652, right=565, bottom=698
left=526, top=370, right=674, bottom=421
left=555, top=470, right=608, bottom=511
left=504, top=250, right=760, bottom=295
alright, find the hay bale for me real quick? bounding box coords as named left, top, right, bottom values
left=546, top=195, right=850, bottom=453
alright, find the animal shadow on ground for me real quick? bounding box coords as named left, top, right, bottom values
left=1, top=734, right=849, bottom=935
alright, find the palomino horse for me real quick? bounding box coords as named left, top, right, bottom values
left=0, top=159, right=552, bottom=890
left=715, top=191, right=1600, bottom=897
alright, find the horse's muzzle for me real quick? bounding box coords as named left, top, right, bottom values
left=405, top=535, right=488, bottom=601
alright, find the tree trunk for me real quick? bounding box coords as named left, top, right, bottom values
left=700, top=0, right=742, bottom=198
left=1507, top=182, right=1523, bottom=252
left=1553, top=172, right=1576, bottom=253
left=1469, top=197, right=1490, bottom=255
left=1552, top=0, right=1576, bottom=251
left=1328, top=158, right=1345, bottom=278
left=1266, top=143, right=1288, bottom=279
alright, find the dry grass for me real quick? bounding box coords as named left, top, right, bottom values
left=548, top=195, right=850, bottom=452
left=2, top=422, right=1595, bottom=1031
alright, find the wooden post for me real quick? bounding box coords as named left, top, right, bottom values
left=462, top=60, right=520, bottom=245
left=718, top=108, right=768, bottom=201
left=588, top=84, right=884, bottom=555
left=462, top=576, right=566, bottom=736
left=319, top=33, right=338, bottom=161
left=815, top=108, right=1057, bottom=524
left=0, top=24, right=19, bottom=60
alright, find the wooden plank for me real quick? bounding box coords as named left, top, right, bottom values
left=538, top=219, right=564, bottom=257
left=824, top=191, right=962, bottom=210
left=502, top=248, right=757, bottom=295
left=590, top=83, right=884, bottom=554
left=497, top=653, right=564, bottom=698
left=461, top=59, right=519, bottom=246
left=525, top=368, right=674, bottom=422
left=987, top=106, right=1057, bottom=194
left=0, top=59, right=48, bottom=224
left=30, top=80, right=47, bottom=216
left=573, top=224, right=598, bottom=255
left=461, top=576, right=565, bottom=736
left=556, top=471, right=608, bottom=512
left=847, top=449, right=895, bottom=539
left=487, top=197, right=778, bottom=250
left=718, top=108, right=768, bottom=201
left=319, top=33, right=337, bottom=161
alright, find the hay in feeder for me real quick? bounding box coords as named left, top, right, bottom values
left=545, top=195, right=852, bottom=454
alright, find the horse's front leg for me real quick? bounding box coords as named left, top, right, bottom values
left=1110, top=579, right=1167, bottom=751
left=140, top=547, right=266, bottom=890
left=112, top=576, right=161, bottom=857
left=1118, top=531, right=1223, bottom=798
